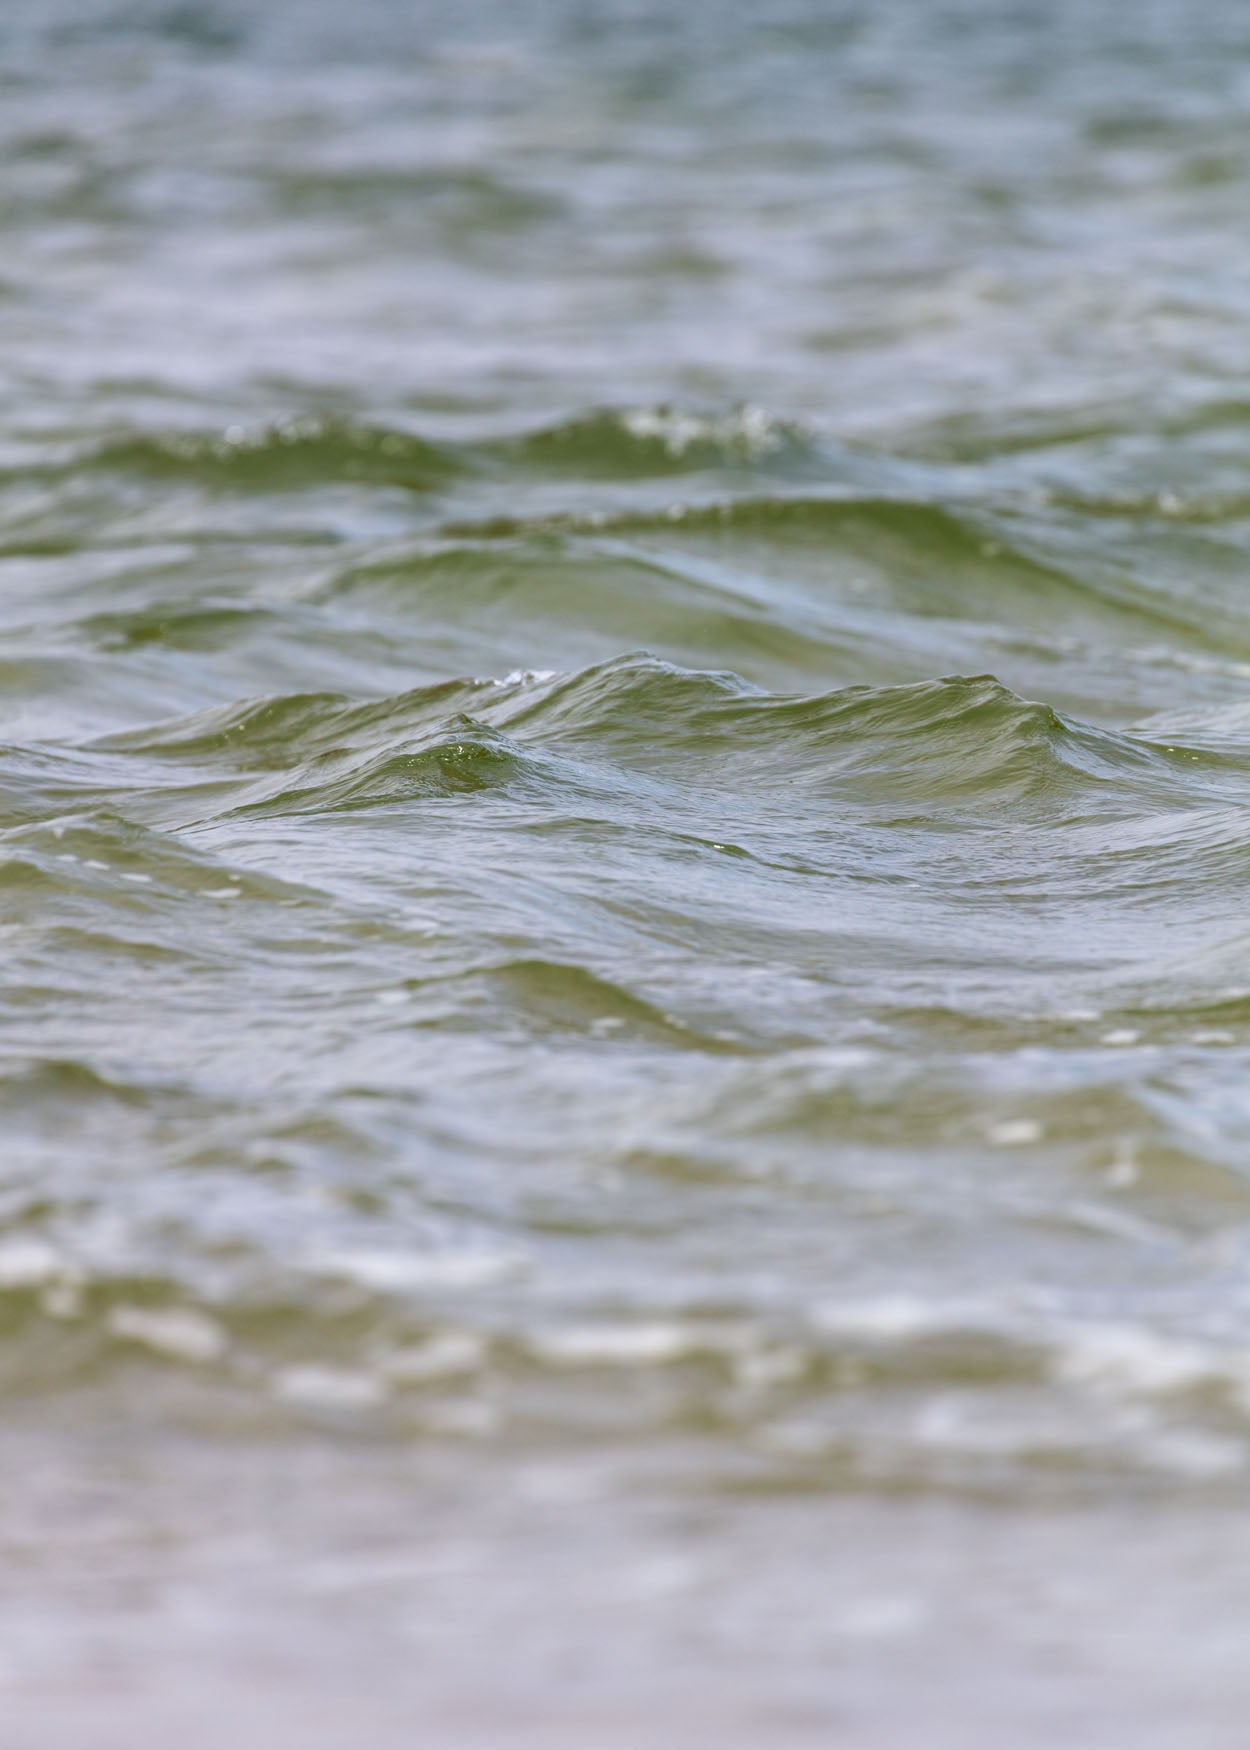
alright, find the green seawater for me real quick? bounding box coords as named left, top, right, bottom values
left=7, top=2, right=1250, bottom=1743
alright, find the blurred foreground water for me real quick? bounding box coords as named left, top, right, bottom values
left=7, top=2, right=1250, bottom=1743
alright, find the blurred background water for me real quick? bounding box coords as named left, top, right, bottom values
left=7, top=2, right=1250, bottom=1743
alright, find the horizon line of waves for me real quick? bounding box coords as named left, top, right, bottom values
left=493, top=404, right=820, bottom=476
left=73, top=415, right=467, bottom=494
left=18, top=419, right=1250, bottom=670
left=20, top=398, right=1250, bottom=562
left=21, top=405, right=829, bottom=496
left=73, top=657, right=1250, bottom=823
left=465, top=659, right=1250, bottom=813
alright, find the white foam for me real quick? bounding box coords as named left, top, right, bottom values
left=1053, top=1324, right=1218, bottom=1396
left=274, top=1365, right=387, bottom=1410
left=315, top=1246, right=525, bottom=1293
left=621, top=403, right=792, bottom=460
left=0, top=1238, right=64, bottom=1288
left=987, top=1118, right=1044, bottom=1146
left=812, top=1294, right=1000, bottom=1342
left=532, top=1322, right=694, bottom=1366
left=108, top=1304, right=227, bottom=1364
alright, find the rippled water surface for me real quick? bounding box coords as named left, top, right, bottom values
left=9, top=2, right=1250, bottom=1743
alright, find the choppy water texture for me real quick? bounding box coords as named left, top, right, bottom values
left=8, top=2, right=1250, bottom=1744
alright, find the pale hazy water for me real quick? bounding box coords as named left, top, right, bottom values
left=8, top=2, right=1250, bottom=1743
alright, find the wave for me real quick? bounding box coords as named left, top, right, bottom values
left=33, top=410, right=1250, bottom=684
left=50, top=405, right=823, bottom=498
left=439, top=490, right=1010, bottom=546
left=436, top=492, right=1215, bottom=648
left=477, top=658, right=1247, bottom=816
left=80, top=415, right=467, bottom=493
left=94, top=679, right=492, bottom=765
left=224, top=722, right=532, bottom=816
left=0, top=1054, right=158, bottom=1111
left=892, top=392, right=1250, bottom=464
left=434, top=956, right=739, bottom=1051
left=82, top=655, right=1250, bottom=828
left=493, top=404, right=818, bottom=477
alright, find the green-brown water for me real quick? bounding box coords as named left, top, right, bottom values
left=8, top=2, right=1250, bottom=1743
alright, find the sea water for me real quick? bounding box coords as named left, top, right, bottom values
left=5, top=3, right=1250, bottom=1743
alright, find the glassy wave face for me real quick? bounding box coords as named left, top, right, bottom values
left=7, top=0, right=1250, bottom=1735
